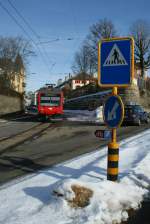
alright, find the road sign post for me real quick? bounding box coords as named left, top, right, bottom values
left=98, top=37, right=134, bottom=181
left=95, top=129, right=111, bottom=140
left=103, top=87, right=124, bottom=181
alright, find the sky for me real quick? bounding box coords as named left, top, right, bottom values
left=0, top=0, right=150, bottom=92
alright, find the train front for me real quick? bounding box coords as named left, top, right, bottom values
left=37, top=90, right=64, bottom=117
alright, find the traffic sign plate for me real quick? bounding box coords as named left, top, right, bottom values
left=95, top=129, right=111, bottom=139
left=103, top=95, right=124, bottom=128
left=98, top=37, right=134, bottom=87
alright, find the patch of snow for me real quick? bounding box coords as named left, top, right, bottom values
left=64, top=107, right=103, bottom=123
left=0, top=129, right=150, bottom=224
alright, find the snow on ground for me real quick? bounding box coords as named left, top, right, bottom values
left=0, top=129, right=150, bottom=224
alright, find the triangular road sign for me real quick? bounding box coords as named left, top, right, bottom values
left=103, top=44, right=128, bottom=67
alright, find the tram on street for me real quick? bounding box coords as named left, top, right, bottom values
left=37, top=87, right=64, bottom=119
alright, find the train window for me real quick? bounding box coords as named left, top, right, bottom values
left=40, top=95, right=61, bottom=106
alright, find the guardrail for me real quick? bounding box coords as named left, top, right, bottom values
left=64, top=90, right=111, bottom=110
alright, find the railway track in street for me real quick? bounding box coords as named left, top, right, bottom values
left=0, top=122, right=53, bottom=156
left=0, top=122, right=42, bottom=141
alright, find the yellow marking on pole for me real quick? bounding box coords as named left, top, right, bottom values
left=112, top=128, right=117, bottom=144
left=108, top=168, right=118, bottom=175
left=108, top=155, right=119, bottom=161
left=108, top=142, right=119, bottom=149
left=112, top=86, right=118, bottom=95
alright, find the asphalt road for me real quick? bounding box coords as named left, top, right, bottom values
left=0, top=114, right=40, bottom=139
left=0, top=115, right=150, bottom=185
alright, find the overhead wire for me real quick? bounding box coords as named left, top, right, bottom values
left=7, top=0, right=52, bottom=72
left=1, top=0, right=83, bottom=83
left=0, top=0, right=52, bottom=74
left=7, top=0, right=40, bottom=39
left=60, top=0, right=84, bottom=73
left=7, top=0, right=82, bottom=77
left=0, top=1, right=33, bottom=41
left=7, top=0, right=53, bottom=73
left=7, top=0, right=57, bottom=74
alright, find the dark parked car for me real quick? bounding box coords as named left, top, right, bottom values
left=124, top=105, right=150, bottom=126
left=25, top=105, right=38, bottom=115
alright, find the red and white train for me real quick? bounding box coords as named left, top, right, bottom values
left=37, top=87, right=64, bottom=119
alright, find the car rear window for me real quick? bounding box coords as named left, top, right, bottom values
left=125, top=107, right=133, bottom=115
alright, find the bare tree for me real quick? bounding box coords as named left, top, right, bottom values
left=87, top=18, right=117, bottom=49
left=130, top=20, right=150, bottom=78
left=0, top=36, right=34, bottom=89
left=72, top=18, right=117, bottom=74
left=0, top=36, right=34, bottom=69
left=72, top=44, right=94, bottom=74
left=86, top=18, right=117, bottom=72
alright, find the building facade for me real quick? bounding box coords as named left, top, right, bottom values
left=0, top=54, right=25, bottom=94
left=57, top=73, right=96, bottom=91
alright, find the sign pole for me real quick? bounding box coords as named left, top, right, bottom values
left=107, top=87, right=119, bottom=181
left=98, top=37, right=134, bottom=181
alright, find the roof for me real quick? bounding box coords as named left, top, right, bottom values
left=38, top=87, right=62, bottom=95
left=56, top=73, right=96, bottom=89
left=15, top=54, right=24, bottom=71
left=72, top=73, right=95, bottom=80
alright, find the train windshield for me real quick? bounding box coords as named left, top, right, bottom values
left=40, top=95, right=61, bottom=106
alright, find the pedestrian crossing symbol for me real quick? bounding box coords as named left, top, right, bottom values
left=103, top=44, right=128, bottom=67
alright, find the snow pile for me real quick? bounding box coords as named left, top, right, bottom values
left=53, top=178, right=146, bottom=224
left=0, top=129, right=150, bottom=224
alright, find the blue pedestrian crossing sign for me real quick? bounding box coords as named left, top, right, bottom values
left=103, top=95, right=124, bottom=128
left=98, top=37, right=134, bottom=87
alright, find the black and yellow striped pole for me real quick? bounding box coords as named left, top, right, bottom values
left=108, top=87, right=119, bottom=181
left=104, top=87, right=124, bottom=181
left=107, top=128, right=119, bottom=181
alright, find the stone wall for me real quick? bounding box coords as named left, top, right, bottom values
left=119, top=83, right=141, bottom=105
left=139, top=90, right=150, bottom=110
left=0, top=94, right=23, bottom=115
left=119, top=83, right=150, bottom=110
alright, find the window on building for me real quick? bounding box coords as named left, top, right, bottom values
left=75, top=80, right=80, bottom=84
